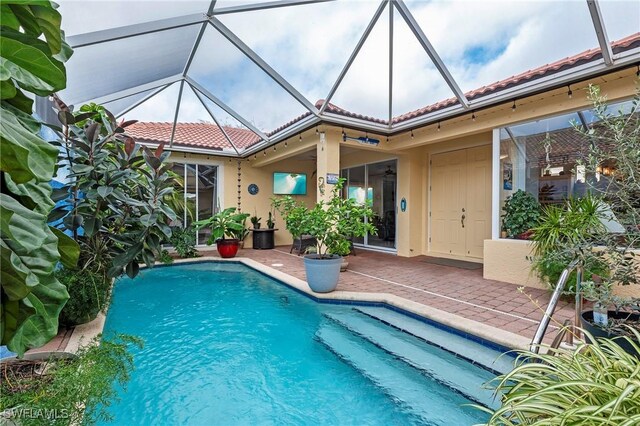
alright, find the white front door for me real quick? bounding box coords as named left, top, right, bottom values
left=430, top=145, right=492, bottom=259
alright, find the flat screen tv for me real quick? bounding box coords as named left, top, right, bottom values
left=273, top=172, right=307, bottom=195
left=347, top=186, right=373, bottom=204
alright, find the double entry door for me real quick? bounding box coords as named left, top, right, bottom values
left=430, top=145, right=491, bottom=259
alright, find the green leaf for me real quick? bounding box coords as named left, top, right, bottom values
left=0, top=194, right=68, bottom=356
left=0, top=104, right=57, bottom=183
left=4, top=174, right=54, bottom=214
left=29, top=4, right=62, bottom=54
left=0, top=27, right=66, bottom=95
left=0, top=5, right=21, bottom=30
left=8, top=4, right=41, bottom=36
left=5, top=87, right=34, bottom=112
left=0, top=79, right=17, bottom=99
left=51, top=227, right=79, bottom=269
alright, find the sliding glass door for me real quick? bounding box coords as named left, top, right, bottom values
left=171, top=163, right=219, bottom=245
left=342, top=159, right=397, bottom=251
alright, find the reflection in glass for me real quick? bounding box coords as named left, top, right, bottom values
left=498, top=99, right=634, bottom=231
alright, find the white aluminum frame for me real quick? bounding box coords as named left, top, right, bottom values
left=58, top=0, right=637, bottom=158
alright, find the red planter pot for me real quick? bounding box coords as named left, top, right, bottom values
left=216, top=239, right=240, bottom=258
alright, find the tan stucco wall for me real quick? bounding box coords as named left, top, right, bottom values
left=168, top=151, right=316, bottom=248
left=484, top=239, right=640, bottom=297
left=171, top=67, right=637, bottom=282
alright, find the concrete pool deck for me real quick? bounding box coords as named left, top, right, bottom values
left=34, top=245, right=577, bottom=355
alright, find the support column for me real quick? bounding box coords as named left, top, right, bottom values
left=396, top=152, right=424, bottom=257
left=316, top=132, right=341, bottom=203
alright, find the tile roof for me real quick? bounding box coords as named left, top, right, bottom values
left=126, top=122, right=261, bottom=151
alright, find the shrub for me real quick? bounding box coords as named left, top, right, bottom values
left=159, top=249, right=174, bottom=264
left=55, top=267, right=111, bottom=327
left=477, top=328, right=640, bottom=425
left=169, top=226, right=199, bottom=258
left=501, top=190, right=541, bottom=238
left=0, top=334, right=143, bottom=426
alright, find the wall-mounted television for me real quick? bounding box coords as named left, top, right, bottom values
left=273, top=172, right=307, bottom=195
left=347, top=186, right=373, bottom=204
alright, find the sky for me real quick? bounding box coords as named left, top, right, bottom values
left=57, top=0, right=640, bottom=136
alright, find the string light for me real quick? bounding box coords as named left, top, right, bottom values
left=636, top=65, right=640, bottom=77
left=273, top=145, right=277, bottom=151
left=263, top=150, right=266, bottom=156
left=254, top=154, right=257, bottom=160
left=299, top=134, right=302, bottom=142
left=315, top=126, right=319, bottom=135
left=567, top=85, right=573, bottom=99
left=284, top=141, right=288, bottom=148
left=386, top=136, right=389, bottom=143
left=410, top=129, right=414, bottom=139
left=471, top=112, right=476, bottom=122
left=437, top=122, right=441, bottom=132
left=511, top=100, right=517, bottom=111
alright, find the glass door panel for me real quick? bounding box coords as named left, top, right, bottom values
left=346, top=166, right=366, bottom=245
left=366, top=160, right=396, bottom=249
left=197, top=165, right=217, bottom=245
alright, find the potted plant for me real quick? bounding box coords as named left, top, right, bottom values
left=250, top=214, right=262, bottom=230
left=228, top=214, right=250, bottom=249
left=501, top=189, right=541, bottom=239
left=195, top=208, right=250, bottom=258
left=274, top=179, right=376, bottom=292
left=267, top=211, right=275, bottom=229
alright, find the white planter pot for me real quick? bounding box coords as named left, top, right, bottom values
left=303, top=254, right=342, bottom=293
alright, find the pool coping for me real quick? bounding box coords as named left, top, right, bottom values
left=66, top=256, right=531, bottom=355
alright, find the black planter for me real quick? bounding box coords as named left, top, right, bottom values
left=580, top=310, right=640, bottom=357
left=252, top=228, right=277, bottom=249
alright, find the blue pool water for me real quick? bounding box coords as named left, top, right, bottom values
left=101, top=262, right=500, bottom=425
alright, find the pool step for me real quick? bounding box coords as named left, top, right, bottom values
left=315, top=323, right=487, bottom=425
left=354, top=306, right=515, bottom=375
left=324, top=310, right=499, bottom=409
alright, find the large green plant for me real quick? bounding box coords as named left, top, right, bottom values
left=194, top=207, right=249, bottom=244
left=0, top=334, right=143, bottom=426
left=274, top=179, right=377, bottom=258
left=0, top=2, right=80, bottom=356
left=501, top=189, right=541, bottom=238
left=169, top=225, right=199, bottom=258
left=50, top=102, right=177, bottom=279
left=477, top=328, right=640, bottom=425
left=531, top=195, right=610, bottom=293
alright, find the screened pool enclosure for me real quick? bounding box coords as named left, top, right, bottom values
left=43, top=0, right=639, bottom=158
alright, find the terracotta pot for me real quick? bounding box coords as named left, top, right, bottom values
left=216, top=239, right=240, bottom=258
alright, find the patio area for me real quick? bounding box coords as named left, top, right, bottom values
left=210, top=247, right=576, bottom=343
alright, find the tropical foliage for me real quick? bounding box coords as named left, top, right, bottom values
left=501, top=189, right=540, bottom=238
left=478, top=328, right=640, bottom=425
left=50, top=101, right=178, bottom=279
left=55, top=266, right=111, bottom=326
left=0, top=1, right=79, bottom=356
left=194, top=207, right=249, bottom=244
left=169, top=225, right=199, bottom=258
left=273, top=178, right=377, bottom=257
left=0, top=334, right=143, bottom=426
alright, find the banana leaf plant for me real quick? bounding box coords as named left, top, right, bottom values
left=1, top=1, right=79, bottom=356
left=194, top=208, right=250, bottom=244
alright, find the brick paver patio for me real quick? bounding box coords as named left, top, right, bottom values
left=233, top=246, right=578, bottom=344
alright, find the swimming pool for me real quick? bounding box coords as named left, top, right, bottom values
left=101, top=262, right=511, bottom=425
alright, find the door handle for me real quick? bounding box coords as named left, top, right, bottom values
left=461, top=214, right=466, bottom=228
